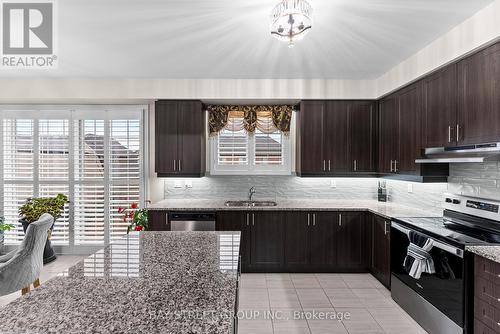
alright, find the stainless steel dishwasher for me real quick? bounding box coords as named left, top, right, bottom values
left=169, top=212, right=216, bottom=231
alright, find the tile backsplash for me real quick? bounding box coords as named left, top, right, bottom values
left=165, top=176, right=379, bottom=200
left=163, top=175, right=448, bottom=215
left=162, top=164, right=500, bottom=214
left=448, top=162, right=500, bottom=200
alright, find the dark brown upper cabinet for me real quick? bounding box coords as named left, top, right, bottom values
left=155, top=100, right=206, bottom=177
left=296, top=101, right=325, bottom=175
left=349, top=101, right=376, bottom=173
left=423, top=64, right=458, bottom=148
left=297, top=100, right=376, bottom=177
left=398, top=83, right=422, bottom=175
left=458, top=42, right=500, bottom=145
left=378, top=95, right=399, bottom=174
left=379, top=83, right=448, bottom=182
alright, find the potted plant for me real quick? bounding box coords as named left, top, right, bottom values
left=0, top=217, right=14, bottom=253
left=118, top=203, right=149, bottom=233
left=19, top=194, right=69, bottom=264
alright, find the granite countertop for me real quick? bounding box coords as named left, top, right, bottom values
left=466, top=245, right=500, bottom=263
left=0, top=231, right=241, bottom=334
left=149, top=199, right=439, bottom=219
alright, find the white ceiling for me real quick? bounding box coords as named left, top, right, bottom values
left=2, top=0, right=495, bottom=79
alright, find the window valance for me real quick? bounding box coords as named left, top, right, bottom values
left=208, top=105, right=294, bottom=136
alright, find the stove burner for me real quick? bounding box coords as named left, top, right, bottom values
left=443, top=221, right=500, bottom=243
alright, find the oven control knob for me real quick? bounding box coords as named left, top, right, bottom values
left=445, top=198, right=452, bottom=203
left=452, top=199, right=461, bottom=204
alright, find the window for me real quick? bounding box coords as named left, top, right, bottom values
left=0, top=106, right=145, bottom=252
left=210, top=113, right=291, bottom=174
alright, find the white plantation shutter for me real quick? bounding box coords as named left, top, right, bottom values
left=255, top=131, right=283, bottom=165
left=217, top=126, right=248, bottom=166
left=74, top=185, right=105, bottom=245
left=2, top=119, right=35, bottom=244
left=2, top=184, right=33, bottom=244
left=0, top=106, right=144, bottom=251
left=109, top=120, right=141, bottom=241
left=211, top=113, right=290, bottom=174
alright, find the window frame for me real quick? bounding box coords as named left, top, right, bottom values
left=209, top=129, right=292, bottom=176
left=0, top=105, right=147, bottom=254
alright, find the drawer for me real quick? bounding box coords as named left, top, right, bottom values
left=476, top=276, right=500, bottom=307
left=475, top=318, right=499, bottom=334
left=475, top=297, right=500, bottom=332
left=476, top=255, right=500, bottom=284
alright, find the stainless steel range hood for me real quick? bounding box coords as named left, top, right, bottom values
left=415, top=143, right=500, bottom=163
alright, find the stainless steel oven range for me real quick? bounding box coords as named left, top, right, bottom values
left=391, top=194, right=500, bottom=334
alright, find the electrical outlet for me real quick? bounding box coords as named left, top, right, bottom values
left=407, top=183, right=413, bottom=193
left=185, top=180, right=193, bottom=188
left=330, top=180, right=337, bottom=188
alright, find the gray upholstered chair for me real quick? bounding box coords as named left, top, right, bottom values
left=0, top=213, right=54, bottom=296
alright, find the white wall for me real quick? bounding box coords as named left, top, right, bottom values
left=1, top=0, right=500, bottom=101
left=375, top=0, right=500, bottom=96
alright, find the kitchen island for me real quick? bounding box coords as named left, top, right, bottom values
left=0, top=231, right=241, bottom=334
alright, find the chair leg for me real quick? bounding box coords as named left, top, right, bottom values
left=33, top=278, right=40, bottom=288
left=21, top=286, right=30, bottom=295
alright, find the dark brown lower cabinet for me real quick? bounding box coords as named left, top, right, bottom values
left=309, top=212, right=337, bottom=270
left=371, top=214, right=391, bottom=288
left=249, top=212, right=285, bottom=271
left=474, top=255, right=500, bottom=334
left=148, top=210, right=169, bottom=231
left=336, top=212, right=369, bottom=271
left=283, top=211, right=310, bottom=270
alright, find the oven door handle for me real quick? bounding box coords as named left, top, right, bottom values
left=392, top=221, right=464, bottom=258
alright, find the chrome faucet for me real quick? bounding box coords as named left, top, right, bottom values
left=248, top=187, right=256, bottom=201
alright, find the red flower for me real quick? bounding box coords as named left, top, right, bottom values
left=131, top=203, right=138, bottom=209
left=117, top=207, right=125, bottom=213
left=134, top=226, right=143, bottom=231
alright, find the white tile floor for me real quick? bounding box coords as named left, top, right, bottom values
left=0, top=255, right=86, bottom=307
left=238, top=273, right=428, bottom=334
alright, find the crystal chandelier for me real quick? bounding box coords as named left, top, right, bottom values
left=270, top=0, right=313, bottom=48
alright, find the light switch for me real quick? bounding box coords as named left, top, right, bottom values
left=330, top=180, right=337, bottom=188
left=407, top=183, right=413, bottom=193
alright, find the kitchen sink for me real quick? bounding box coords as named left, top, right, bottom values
left=224, top=200, right=278, bottom=207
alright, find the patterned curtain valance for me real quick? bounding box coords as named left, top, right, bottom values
left=207, top=105, right=294, bottom=136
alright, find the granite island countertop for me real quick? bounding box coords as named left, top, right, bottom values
left=0, top=231, right=241, bottom=334
left=466, top=245, right=500, bottom=263
left=149, top=199, right=440, bottom=219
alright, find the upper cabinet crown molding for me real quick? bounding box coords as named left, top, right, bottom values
left=155, top=100, right=206, bottom=177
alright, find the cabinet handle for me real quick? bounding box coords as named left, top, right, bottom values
left=323, top=160, right=326, bottom=171
left=448, top=126, right=452, bottom=143
left=313, top=214, right=316, bottom=226
left=456, top=124, right=460, bottom=143
left=354, top=160, right=357, bottom=172
left=178, top=160, right=181, bottom=171
left=339, top=213, right=342, bottom=227
left=384, top=221, right=388, bottom=235
left=252, top=213, right=255, bottom=226
left=394, top=160, right=398, bottom=173
left=307, top=214, right=310, bottom=226
left=389, top=160, right=393, bottom=172
left=328, top=160, right=331, bottom=171
left=246, top=214, right=249, bottom=226
left=173, top=160, right=176, bottom=171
